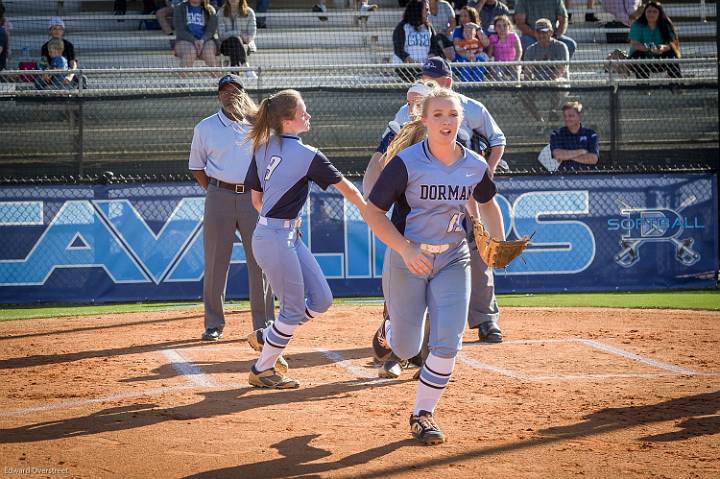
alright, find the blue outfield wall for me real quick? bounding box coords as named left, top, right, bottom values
left=0, top=174, right=717, bottom=304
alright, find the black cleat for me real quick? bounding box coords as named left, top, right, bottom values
left=478, top=322, right=503, bottom=343
left=410, top=410, right=446, bottom=445
left=201, top=327, right=223, bottom=341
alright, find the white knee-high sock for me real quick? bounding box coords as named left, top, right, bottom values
left=413, top=353, right=456, bottom=415
left=254, top=319, right=299, bottom=372
left=384, top=318, right=393, bottom=347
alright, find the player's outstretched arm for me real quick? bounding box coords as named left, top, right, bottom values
left=365, top=202, right=432, bottom=276
left=477, top=198, right=505, bottom=241
left=334, top=178, right=367, bottom=218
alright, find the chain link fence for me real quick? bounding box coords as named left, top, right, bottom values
left=1, top=62, right=717, bottom=179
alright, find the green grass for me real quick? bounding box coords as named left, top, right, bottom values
left=1, top=290, right=718, bottom=322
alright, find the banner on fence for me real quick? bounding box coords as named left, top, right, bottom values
left=0, top=174, right=717, bottom=304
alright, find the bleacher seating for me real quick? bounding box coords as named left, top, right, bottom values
left=5, top=1, right=716, bottom=71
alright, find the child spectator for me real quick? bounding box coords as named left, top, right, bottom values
left=487, top=14, right=521, bottom=80
left=41, top=17, right=78, bottom=86
left=174, top=0, right=219, bottom=68
left=454, top=21, right=489, bottom=81
left=37, top=38, right=70, bottom=89
left=217, top=0, right=257, bottom=77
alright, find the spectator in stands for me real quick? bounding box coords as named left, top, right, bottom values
left=474, top=0, right=511, bottom=36
left=217, top=0, right=257, bottom=77
left=392, top=0, right=444, bottom=82
left=602, top=0, right=642, bottom=27
left=488, top=14, right=522, bottom=80
left=174, top=0, right=219, bottom=68
left=41, top=17, right=78, bottom=86
left=0, top=20, right=6, bottom=72
left=549, top=101, right=599, bottom=170
left=37, top=38, right=70, bottom=89
left=628, top=1, right=681, bottom=79
left=454, top=22, right=489, bottom=81
left=0, top=0, right=11, bottom=63
left=157, top=0, right=184, bottom=35
left=514, top=0, right=576, bottom=58
left=428, top=0, right=456, bottom=59
left=520, top=18, right=569, bottom=122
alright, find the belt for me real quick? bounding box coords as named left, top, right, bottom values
left=258, top=216, right=302, bottom=229
left=417, top=240, right=463, bottom=254
left=209, top=178, right=246, bottom=193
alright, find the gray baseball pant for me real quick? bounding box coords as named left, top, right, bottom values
left=203, top=183, right=275, bottom=332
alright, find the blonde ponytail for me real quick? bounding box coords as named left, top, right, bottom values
left=382, top=119, right=426, bottom=169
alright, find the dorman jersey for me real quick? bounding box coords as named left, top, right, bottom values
left=245, top=135, right=343, bottom=219
left=369, top=140, right=496, bottom=245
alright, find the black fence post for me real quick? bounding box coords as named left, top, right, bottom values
left=609, top=84, right=620, bottom=166
left=75, top=97, right=84, bottom=176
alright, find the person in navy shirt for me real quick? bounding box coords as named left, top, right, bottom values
left=549, top=101, right=599, bottom=171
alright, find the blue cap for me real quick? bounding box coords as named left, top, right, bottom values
left=421, top=57, right=452, bottom=78
left=218, top=74, right=244, bottom=91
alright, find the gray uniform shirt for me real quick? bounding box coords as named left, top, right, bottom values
left=369, top=140, right=496, bottom=245
left=245, top=135, right=343, bottom=219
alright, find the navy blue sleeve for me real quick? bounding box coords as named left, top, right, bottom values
left=588, top=129, right=600, bottom=157
left=245, top=156, right=262, bottom=192
left=549, top=128, right=562, bottom=155
left=472, top=171, right=497, bottom=204
left=376, top=131, right=396, bottom=154
left=308, top=150, right=343, bottom=190
left=368, top=156, right=408, bottom=211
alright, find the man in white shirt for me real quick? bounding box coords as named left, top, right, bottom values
left=189, top=74, right=275, bottom=341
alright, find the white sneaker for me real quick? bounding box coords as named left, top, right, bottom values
left=244, top=70, right=258, bottom=80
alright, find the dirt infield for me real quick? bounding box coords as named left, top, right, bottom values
left=1, top=305, right=719, bottom=479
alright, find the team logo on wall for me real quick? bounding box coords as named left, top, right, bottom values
left=608, top=196, right=703, bottom=268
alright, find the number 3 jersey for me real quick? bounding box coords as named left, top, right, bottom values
left=245, top=135, right=343, bottom=219
left=369, top=140, right=496, bottom=246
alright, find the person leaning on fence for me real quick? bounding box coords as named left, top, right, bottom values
left=628, top=1, right=681, bottom=79
left=487, top=14, right=521, bottom=80
left=392, top=0, right=445, bottom=82
left=548, top=101, right=599, bottom=171
left=174, top=0, right=219, bottom=68
left=520, top=18, right=570, bottom=124
left=217, top=0, right=257, bottom=78
left=514, top=0, right=576, bottom=58
left=189, top=74, right=276, bottom=342
left=428, top=0, right=456, bottom=59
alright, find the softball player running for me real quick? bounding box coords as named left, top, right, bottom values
left=244, top=89, right=367, bottom=389
left=365, top=87, right=505, bottom=445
